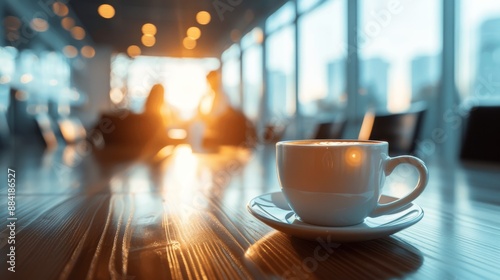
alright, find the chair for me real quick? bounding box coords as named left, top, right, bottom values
left=263, top=123, right=287, bottom=143
left=0, top=111, right=9, bottom=147
left=313, top=119, right=346, bottom=139
left=359, top=106, right=426, bottom=155
left=460, top=105, right=500, bottom=163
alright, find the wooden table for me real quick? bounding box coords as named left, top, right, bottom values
left=1, top=143, right=500, bottom=279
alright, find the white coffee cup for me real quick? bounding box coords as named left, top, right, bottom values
left=276, top=139, right=428, bottom=227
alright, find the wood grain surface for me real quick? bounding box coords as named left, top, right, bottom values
left=1, top=144, right=499, bottom=279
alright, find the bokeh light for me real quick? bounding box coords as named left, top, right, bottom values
left=81, top=46, right=96, bottom=58
left=52, top=2, right=69, bottom=17
left=345, top=147, right=363, bottom=167
left=196, top=11, right=211, bottom=25
left=183, top=37, right=196, bottom=50
left=187, top=27, right=201, bottom=40
left=71, top=26, right=86, bottom=40
left=98, top=4, right=115, bottom=19
left=141, top=34, right=156, bottom=47
left=127, top=45, right=141, bottom=57
left=110, top=88, right=125, bottom=104
left=30, top=18, right=49, bottom=32
left=61, top=17, right=75, bottom=30
left=4, top=16, right=21, bottom=31
left=20, top=74, right=33, bottom=84
left=142, top=23, right=157, bottom=35
left=165, top=64, right=207, bottom=116
left=63, top=45, right=78, bottom=58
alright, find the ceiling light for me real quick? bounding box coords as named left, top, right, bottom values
left=30, top=18, right=49, bottom=32
left=142, top=23, right=157, bottom=35
left=110, top=88, right=125, bottom=104
left=196, top=11, right=211, bottom=25
left=61, top=17, right=75, bottom=30
left=141, top=34, right=156, bottom=47
left=98, top=4, right=115, bottom=19
left=15, top=90, right=28, bottom=101
left=183, top=37, right=196, bottom=50
left=71, top=26, right=86, bottom=40
left=187, top=27, right=201, bottom=40
left=127, top=45, right=141, bottom=57
left=81, top=46, right=96, bottom=58
left=230, top=29, right=241, bottom=42
left=63, top=45, right=78, bottom=58
left=0, top=75, right=11, bottom=84
left=254, top=27, right=264, bottom=44
left=4, top=16, right=21, bottom=31
left=53, top=2, right=69, bottom=17
left=20, top=74, right=33, bottom=84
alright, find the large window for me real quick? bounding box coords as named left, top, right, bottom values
left=110, top=55, right=219, bottom=119
left=457, top=0, right=500, bottom=102
left=359, top=0, right=442, bottom=113
left=221, top=44, right=241, bottom=108
left=5, top=49, right=72, bottom=108
left=0, top=46, right=17, bottom=110
left=298, top=0, right=322, bottom=14
left=241, top=28, right=264, bottom=122
left=266, top=2, right=296, bottom=121
left=298, top=0, right=347, bottom=118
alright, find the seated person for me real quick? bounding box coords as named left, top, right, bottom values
left=90, top=84, right=172, bottom=158
left=195, top=71, right=257, bottom=149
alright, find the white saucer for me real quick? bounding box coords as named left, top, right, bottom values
left=247, top=192, right=423, bottom=242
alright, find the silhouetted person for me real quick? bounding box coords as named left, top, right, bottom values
left=143, top=84, right=165, bottom=117
left=91, top=84, right=172, bottom=160
left=196, top=71, right=256, bottom=149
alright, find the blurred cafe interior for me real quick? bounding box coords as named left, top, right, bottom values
left=1, top=0, right=500, bottom=279
left=2, top=0, right=500, bottom=161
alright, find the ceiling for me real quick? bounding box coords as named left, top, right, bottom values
left=66, top=0, right=288, bottom=58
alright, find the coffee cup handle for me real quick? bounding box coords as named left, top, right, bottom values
left=370, top=156, right=428, bottom=217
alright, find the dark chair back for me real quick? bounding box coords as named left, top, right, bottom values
left=0, top=111, right=9, bottom=148
left=460, top=105, right=500, bottom=163
left=313, top=118, right=346, bottom=140
left=360, top=107, right=426, bottom=155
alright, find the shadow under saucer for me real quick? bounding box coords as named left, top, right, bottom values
left=245, top=231, right=423, bottom=279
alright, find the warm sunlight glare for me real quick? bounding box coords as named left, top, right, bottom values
left=199, top=92, right=214, bottom=115
left=345, top=147, right=363, bottom=167
left=168, top=129, right=188, bottom=140
left=172, top=145, right=197, bottom=173
left=165, top=64, right=207, bottom=118
left=387, top=91, right=411, bottom=113
left=154, top=145, right=175, bottom=161
left=358, top=110, right=375, bottom=140
left=387, top=80, right=411, bottom=112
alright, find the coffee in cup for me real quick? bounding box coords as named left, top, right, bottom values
left=276, top=139, right=428, bottom=227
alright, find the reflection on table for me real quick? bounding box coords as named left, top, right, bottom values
left=1, top=143, right=500, bottom=279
